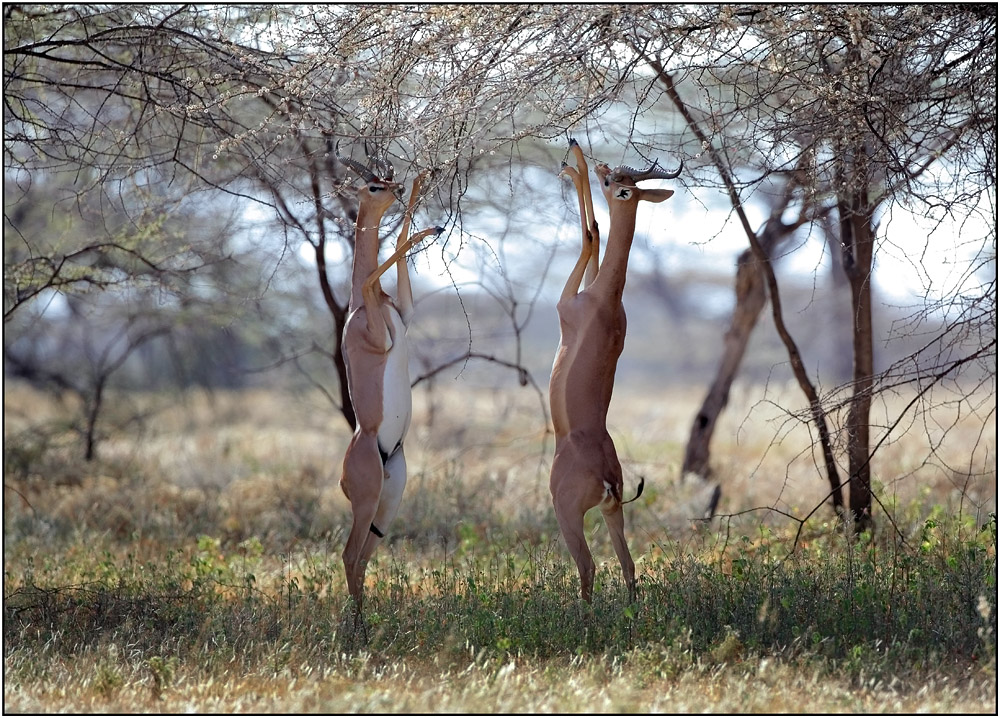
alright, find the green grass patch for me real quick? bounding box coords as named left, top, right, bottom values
left=6, top=516, right=995, bottom=683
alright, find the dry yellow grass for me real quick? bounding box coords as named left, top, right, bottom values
left=3, top=379, right=996, bottom=713
left=4, top=378, right=994, bottom=549
left=4, top=650, right=994, bottom=714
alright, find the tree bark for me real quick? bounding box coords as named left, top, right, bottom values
left=840, top=194, right=877, bottom=532
left=682, top=246, right=767, bottom=479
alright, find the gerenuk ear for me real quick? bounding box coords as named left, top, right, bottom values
left=637, top=188, right=674, bottom=203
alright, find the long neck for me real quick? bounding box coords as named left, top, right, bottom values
left=593, top=204, right=639, bottom=299
left=350, top=205, right=385, bottom=310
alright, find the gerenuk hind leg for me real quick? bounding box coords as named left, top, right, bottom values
left=601, top=501, right=636, bottom=600
left=340, top=431, right=384, bottom=613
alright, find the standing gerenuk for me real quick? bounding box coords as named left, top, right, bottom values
left=336, top=147, right=443, bottom=619
left=550, top=139, right=681, bottom=602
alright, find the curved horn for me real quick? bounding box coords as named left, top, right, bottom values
left=611, top=158, right=684, bottom=183
left=373, top=155, right=394, bottom=181
left=335, top=140, right=379, bottom=183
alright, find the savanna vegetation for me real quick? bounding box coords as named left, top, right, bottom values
left=4, top=4, right=996, bottom=713
left=4, top=381, right=995, bottom=712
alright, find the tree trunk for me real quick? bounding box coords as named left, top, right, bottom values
left=314, top=237, right=356, bottom=432
left=841, top=197, right=876, bottom=532
left=646, top=59, right=846, bottom=521
left=682, top=193, right=825, bottom=500
left=682, top=247, right=766, bottom=479
left=818, top=213, right=854, bottom=384
left=83, top=382, right=103, bottom=462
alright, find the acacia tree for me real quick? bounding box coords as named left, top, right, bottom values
left=4, top=5, right=291, bottom=457
left=4, top=5, right=639, bottom=430
left=678, top=168, right=832, bottom=510
left=620, top=4, right=996, bottom=531
left=4, top=153, right=257, bottom=460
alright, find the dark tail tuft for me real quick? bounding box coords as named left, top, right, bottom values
left=623, top=476, right=645, bottom=505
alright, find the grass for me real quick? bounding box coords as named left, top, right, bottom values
left=4, top=526, right=996, bottom=712
left=3, top=381, right=997, bottom=712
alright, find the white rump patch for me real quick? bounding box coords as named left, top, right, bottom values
left=600, top=480, right=616, bottom=507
